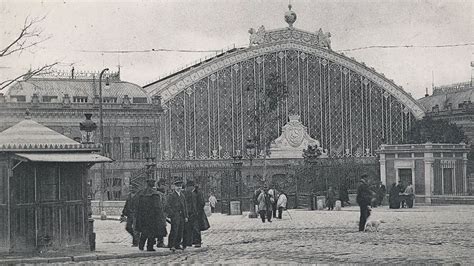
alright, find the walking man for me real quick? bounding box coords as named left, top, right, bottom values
left=120, top=191, right=140, bottom=247
left=155, top=179, right=168, bottom=248
left=404, top=182, right=415, bottom=208
left=326, top=186, right=336, bottom=211
left=356, top=175, right=372, bottom=232
left=208, top=193, right=217, bottom=213
left=135, top=179, right=167, bottom=251
left=276, top=191, right=287, bottom=219
left=183, top=180, right=197, bottom=248
left=257, top=187, right=272, bottom=223
left=192, top=183, right=207, bottom=247
left=166, top=179, right=188, bottom=251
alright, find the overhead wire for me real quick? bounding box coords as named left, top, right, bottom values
left=75, top=42, right=474, bottom=54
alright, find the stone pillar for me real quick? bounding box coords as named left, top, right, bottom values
left=123, top=127, right=131, bottom=160
left=424, top=154, right=434, bottom=204
left=463, top=150, right=468, bottom=193
left=379, top=153, right=387, bottom=186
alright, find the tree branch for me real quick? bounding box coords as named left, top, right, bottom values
left=0, top=62, right=58, bottom=90
left=0, top=15, right=49, bottom=57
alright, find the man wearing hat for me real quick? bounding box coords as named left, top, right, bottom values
left=166, top=179, right=188, bottom=251
left=135, top=179, right=167, bottom=251
left=183, top=180, right=197, bottom=248
left=356, top=174, right=372, bottom=232
left=120, top=190, right=140, bottom=247
left=155, top=179, right=168, bottom=248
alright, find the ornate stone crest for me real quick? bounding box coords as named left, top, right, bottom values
left=269, top=115, right=321, bottom=158
left=249, top=25, right=266, bottom=46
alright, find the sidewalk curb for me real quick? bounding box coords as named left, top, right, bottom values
left=0, top=247, right=209, bottom=264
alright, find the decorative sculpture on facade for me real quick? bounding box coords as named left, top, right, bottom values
left=284, top=4, right=297, bottom=28
left=317, top=28, right=331, bottom=50
left=248, top=25, right=266, bottom=46
left=269, top=115, right=322, bottom=158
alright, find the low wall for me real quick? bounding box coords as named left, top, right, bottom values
left=91, top=200, right=125, bottom=216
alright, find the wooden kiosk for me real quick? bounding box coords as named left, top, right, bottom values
left=0, top=118, right=111, bottom=253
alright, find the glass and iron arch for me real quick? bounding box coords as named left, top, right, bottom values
left=145, top=22, right=425, bottom=161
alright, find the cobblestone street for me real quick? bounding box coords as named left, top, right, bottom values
left=70, top=205, right=474, bottom=264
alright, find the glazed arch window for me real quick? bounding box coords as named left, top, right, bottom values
left=103, top=97, right=117, bottom=103
left=42, top=96, right=58, bottom=103
left=133, top=97, right=147, bottom=104
left=10, top=95, right=26, bottom=102
left=73, top=96, right=88, bottom=103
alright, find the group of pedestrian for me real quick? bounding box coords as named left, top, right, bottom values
left=369, top=181, right=386, bottom=208
left=389, top=181, right=415, bottom=209
left=120, top=178, right=210, bottom=252
left=254, top=186, right=287, bottom=222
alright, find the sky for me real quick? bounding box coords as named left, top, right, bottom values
left=0, top=0, right=472, bottom=99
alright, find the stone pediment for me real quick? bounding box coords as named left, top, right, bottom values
left=269, top=115, right=320, bottom=158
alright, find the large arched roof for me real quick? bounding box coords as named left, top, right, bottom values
left=145, top=27, right=425, bottom=119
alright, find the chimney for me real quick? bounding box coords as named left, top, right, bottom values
left=471, top=61, right=473, bottom=87
left=424, top=87, right=429, bottom=97
left=71, top=67, right=75, bottom=79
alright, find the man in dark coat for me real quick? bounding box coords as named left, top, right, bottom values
left=166, top=180, right=188, bottom=251
left=120, top=191, right=139, bottom=246
left=326, top=186, right=336, bottom=210
left=356, top=175, right=372, bottom=232
left=155, top=179, right=168, bottom=248
left=377, top=182, right=386, bottom=206
left=192, top=183, right=206, bottom=247
left=183, top=180, right=197, bottom=248
left=389, top=183, right=400, bottom=209
left=397, top=181, right=407, bottom=208
left=135, top=179, right=167, bottom=251
left=339, top=184, right=350, bottom=207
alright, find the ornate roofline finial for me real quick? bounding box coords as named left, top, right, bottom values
left=25, top=108, right=31, bottom=120
left=284, top=2, right=297, bottom=28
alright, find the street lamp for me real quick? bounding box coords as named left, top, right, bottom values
left=245, top=138, right=256, bottom=165
left=79, top=113, right=97, bottom=251
left=245, top=138, right=258, bottom=218
left=80, top=113, right=97, bottom=144
left=231, top=152, right=243, bottom=215
left=98, top=68, right=109, bottom=220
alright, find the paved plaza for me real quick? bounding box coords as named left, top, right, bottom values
left=61, top=205, right=474, bottom=264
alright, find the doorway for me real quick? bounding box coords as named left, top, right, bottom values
left=398, top=168, right=413, bottom=188
left=442, top=168, right=454, bottom=194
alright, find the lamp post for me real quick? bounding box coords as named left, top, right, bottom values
left=98, top=68, right=109, bottom=220
left=231, top=152, right=243, bottom=215
left=145, top=156, right=157, bottom=181
left=245, top=138, right=258, bottom=218
left=79, top=113, right=97, bottom=251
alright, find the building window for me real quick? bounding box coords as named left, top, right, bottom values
left=131, top=137, right=141, bottom=159
left=113, top=137, right=122, bottom=160
left=133, top=97, right=148, bottom=104
left=0, top=163, right=7, bottom=204
left=142, top=137, right=151, bottom=156
left=103, top=137, right=111, bottom=157
left=104, top=177, right=122, bottom=200
left=73, top=96, right=88, bottom=103
left=42, top=96, right=58, bottom=103
left=10, top=95, right=26, bottom=102
left=103, top=97, right=117, bottom=103
left=37, top=165, right=59, bottom=202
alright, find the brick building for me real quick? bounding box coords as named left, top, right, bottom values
left=0, top=70, right=162, bottom=200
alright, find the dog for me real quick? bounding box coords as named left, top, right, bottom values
left=364, top=219, right=385, bottom=232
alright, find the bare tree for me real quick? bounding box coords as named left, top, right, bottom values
left=0, top=15, right=58, bottom=90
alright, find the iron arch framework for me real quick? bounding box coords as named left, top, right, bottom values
left=149, top=29, right=425, bottom=161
